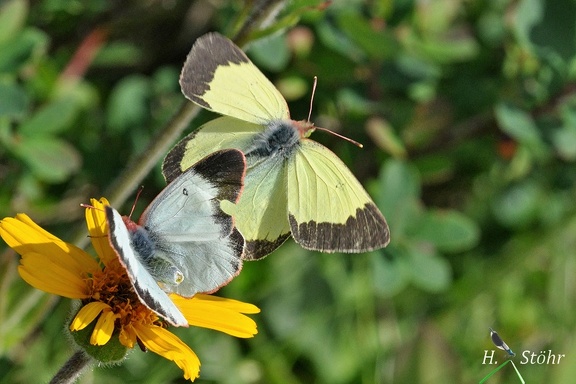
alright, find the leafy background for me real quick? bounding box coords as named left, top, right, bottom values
left=1, top=0, right=576, bottom=383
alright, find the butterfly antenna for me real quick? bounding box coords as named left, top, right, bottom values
left=306, top=76, right=364, bottom=148
left=307, top=76, right=318, bottom=123
left=315, top=127, right=364, bottom=148
left=129, top=186, right=145, bottom=219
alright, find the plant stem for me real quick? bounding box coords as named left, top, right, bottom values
left=49, top=351, right=93, bottom=384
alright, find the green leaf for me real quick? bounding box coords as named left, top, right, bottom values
left=276, top=76, right=309, bottom=101
left=415, top=0, right=460, bottom=35
left=412, top=210, right=480, bottom=253
left=415, top=34, right=480, bottom=63
left=93, top=41, right=142, bottom=67
left=337, top=88, right=376, bottom=116
left=248, top=33, right=290, bottom=71
left=552, top=107, right=576, bottom=161
left=407, top=245, right=452, bottom=292
left=494, top=103, right=541, bottom=145
left=0, top=28, right=48, bottom=73
left=316, top=19, right=365, bottom=62
left=0, top=81, right=29, bottom=119
left=552, top=124, right=576, bottom=161
left=365, top=117, right=407, bottom=158
left=106, top=75, right=150, bottom=134
left=15, top=137, right=81, bottom=182
left=513, top=0, right=544, bottom=47
left=19, top=97, right=80, bottom=136
left=491, top=181, right=542, bottom=228
left=0, top=0, right=28, bottom=44
left=371, top=249, right=409, bottom=296
left=337, top=10, right=398, bottom=61
left=375, top=159, right=421, bottom=237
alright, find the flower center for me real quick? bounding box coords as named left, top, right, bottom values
left=85, top=258, right=164, bottom=328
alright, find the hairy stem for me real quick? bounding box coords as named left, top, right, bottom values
left=49, top=351, right=93, bottom=384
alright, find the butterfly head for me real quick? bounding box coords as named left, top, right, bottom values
left=294, top=119, right=316, bottom=139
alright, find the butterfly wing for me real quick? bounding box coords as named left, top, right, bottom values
left=143, top=149, right=247, bottom=297
left=163, top=117, right=291, bottom=260
left=231, top=152, right=291, bottom=260
left=163, top=117, right=261, bottom=183
left=180, top=32, right=289, bottom=124
left=106, top=206, right=188, bottom=327
left=287, top=140, right=390, bottom=252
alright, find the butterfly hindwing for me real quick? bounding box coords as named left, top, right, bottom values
left=231, top=150, right=291, bottom=260
left=180, top=32, right=289, bottom=124
left=106, top=205, right=188, bottom=327
left=163, top=117, right=261, bottom=183
left=287, top=140, right=390, bottom=252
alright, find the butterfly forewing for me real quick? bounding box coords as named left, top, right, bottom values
left=180, top=32, right=289, bottom=124
left=106, top=206, right=189, bottom=327
left=287, top=140, right=390, bottom=252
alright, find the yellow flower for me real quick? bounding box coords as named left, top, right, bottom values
left=0, top=198, right=260, bottom=381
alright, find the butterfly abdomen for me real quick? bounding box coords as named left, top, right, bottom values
left=246, top=120, right=300, bottom=159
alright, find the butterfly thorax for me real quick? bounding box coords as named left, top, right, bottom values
left=246, top=120, right=301, bottom=159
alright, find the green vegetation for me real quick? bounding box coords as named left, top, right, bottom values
left=1, top=0, right=575, bottom=383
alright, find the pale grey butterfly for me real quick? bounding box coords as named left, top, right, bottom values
left=106, top=149, right=246, bottom=327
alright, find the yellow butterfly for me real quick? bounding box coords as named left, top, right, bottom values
left=163, top=32, right=390, bottom=260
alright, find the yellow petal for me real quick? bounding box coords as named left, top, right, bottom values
left=18, top=254, right=90, bottom=298
left=134, top=323, right=200, bottom=381
left=170, top=294, right=259, bottom=338
left=91, top=308, right=117, bottom=345
left=70, top=301, right=110, bottom=331
left=0, top=215, right=99, bottom=275
left=85, top=198, right=117, bottom=265
left=119, top=324, right=137, bottom=349
left=192, top=294, right=260, bottom=313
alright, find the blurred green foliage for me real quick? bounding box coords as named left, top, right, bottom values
left=1, top=0, right=576, bottom=383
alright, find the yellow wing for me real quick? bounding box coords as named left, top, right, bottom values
left=162, top=116, right=290, bottom=260
left=227, top=154, right=291, bottom=260
left=287, top=140, right=390, bottom=252
left=180, top=32, right=289, bottom=124
left=163, top=116, right=261, bottom=182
